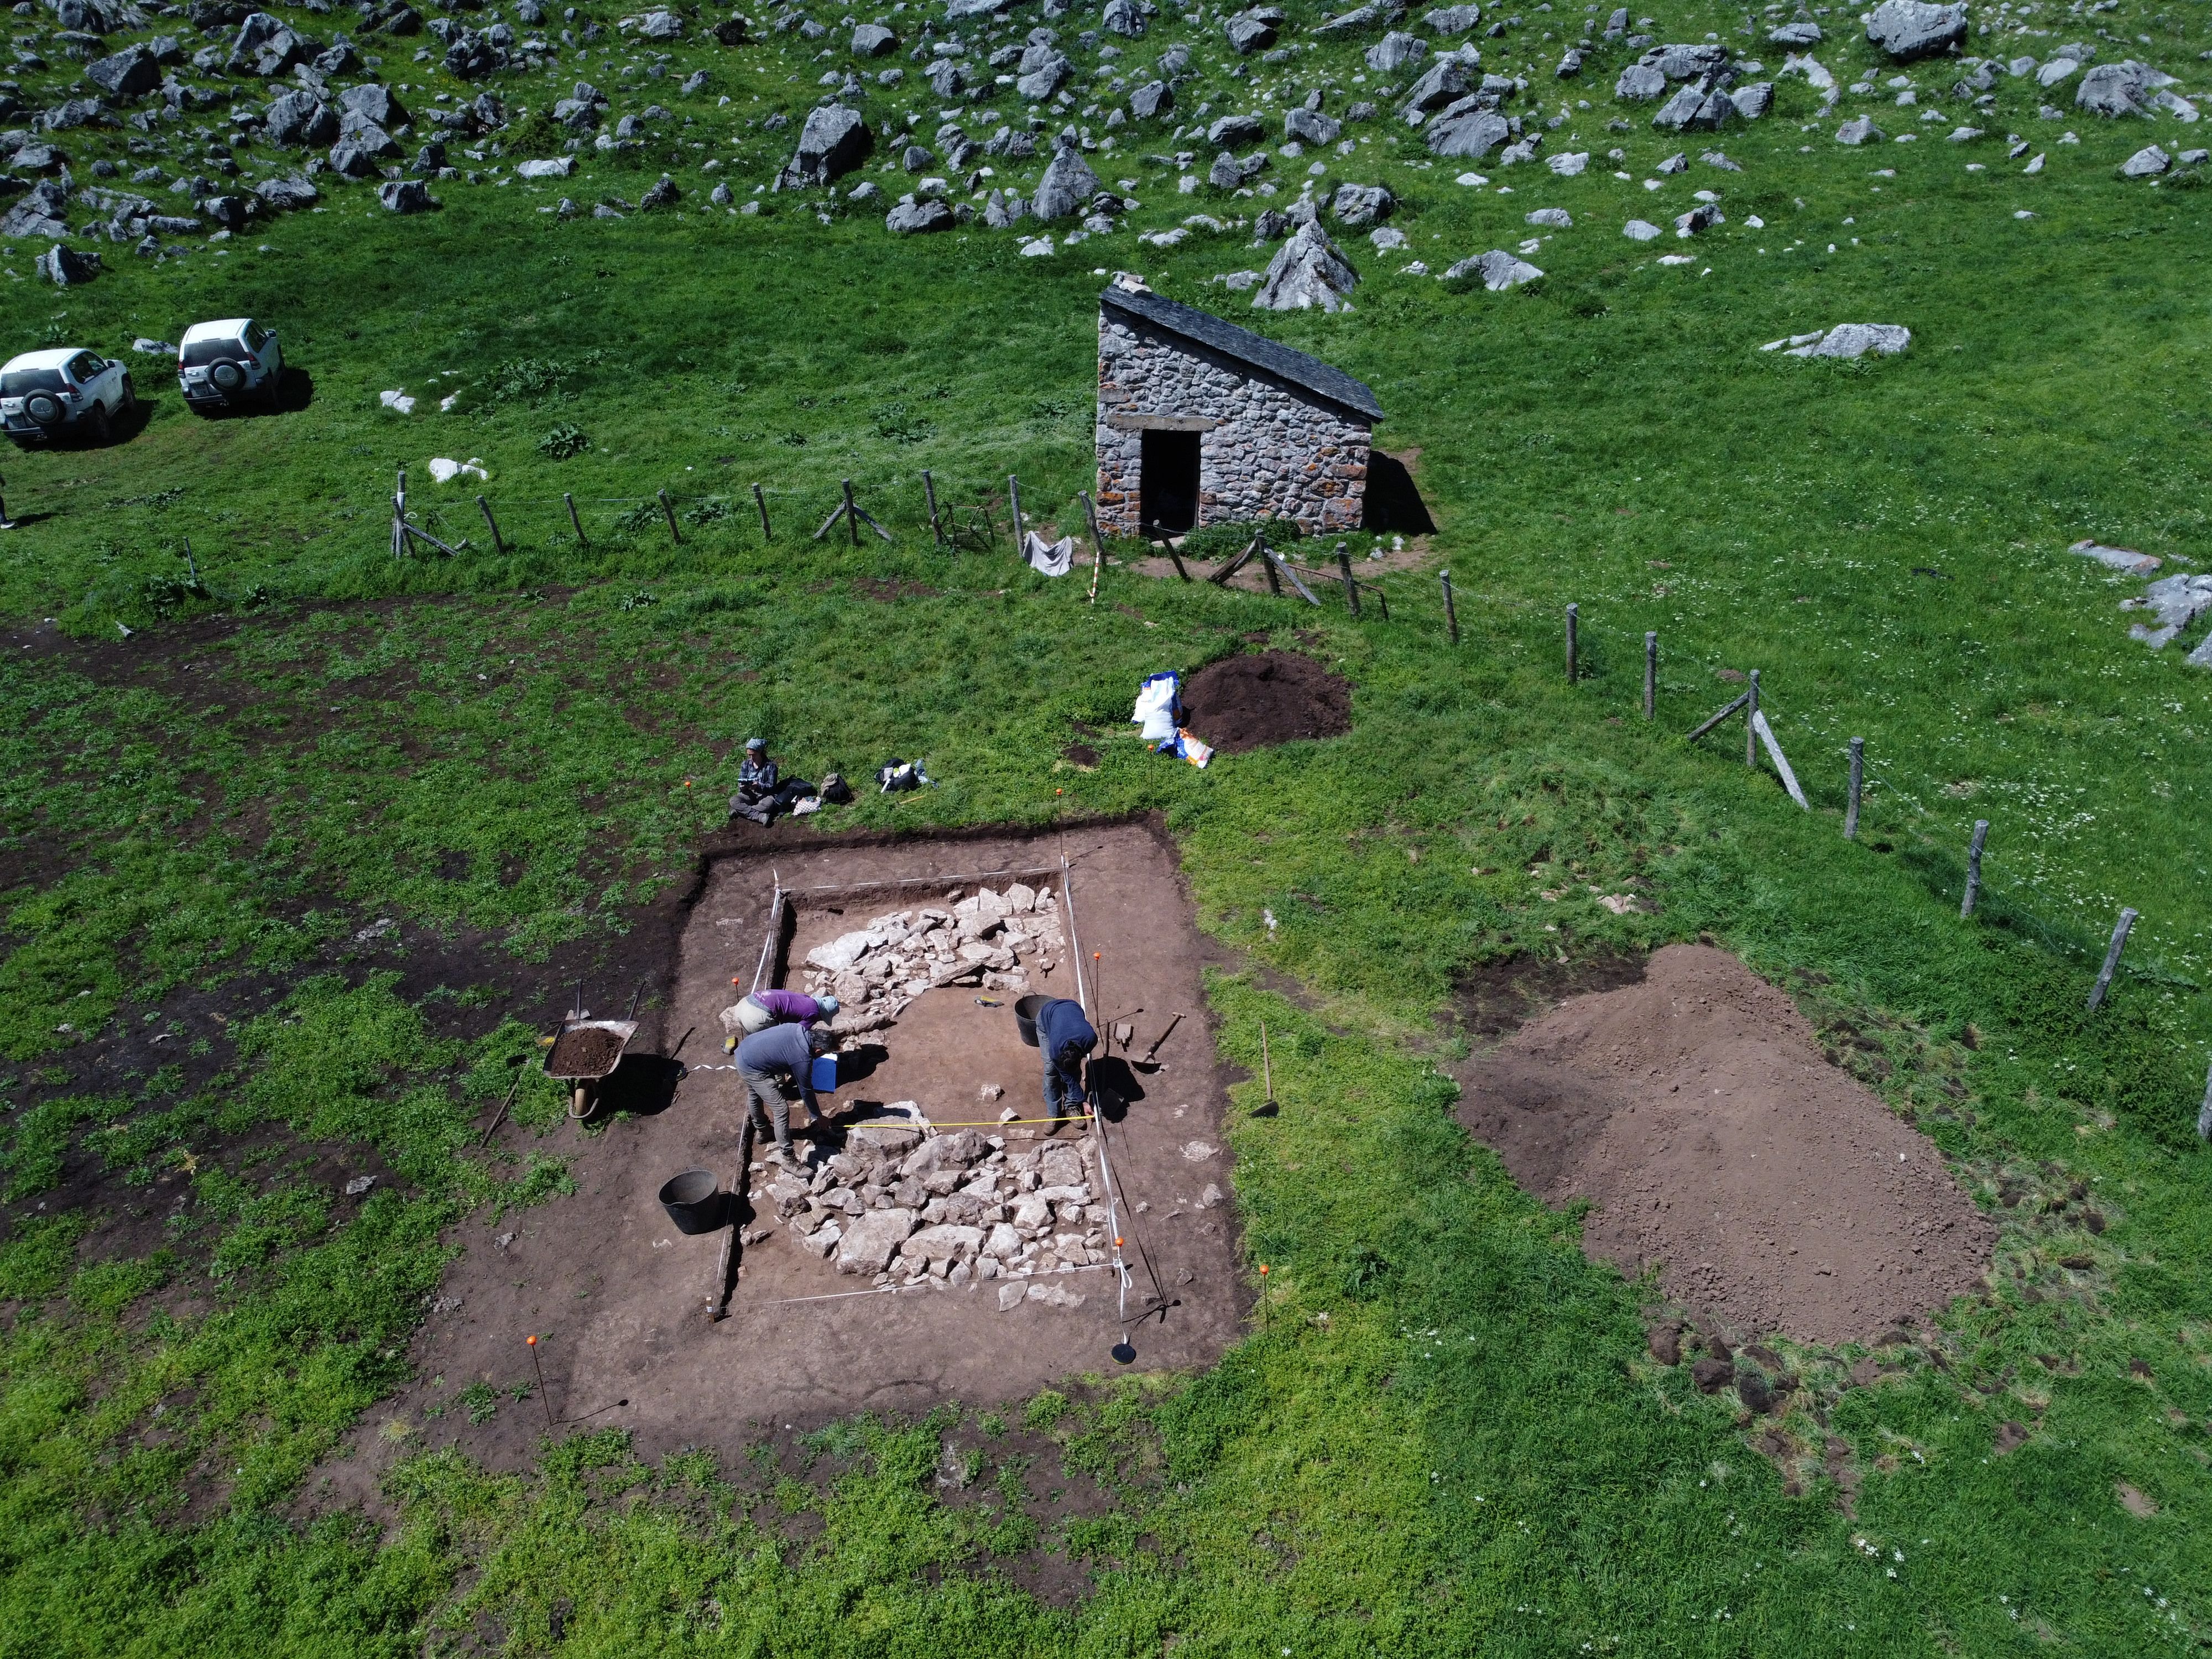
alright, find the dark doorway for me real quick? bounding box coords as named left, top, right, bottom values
left=1361, top=450, right=1437, bottom=534
left=1141, top=429, right=1201, bottom=534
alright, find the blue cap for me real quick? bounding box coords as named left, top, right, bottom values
left=817, top=994, right=841, bottom=1015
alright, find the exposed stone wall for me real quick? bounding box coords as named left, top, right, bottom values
left=1094, top=309, right=1371, bottom=538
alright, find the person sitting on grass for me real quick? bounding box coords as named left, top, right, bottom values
left=729, top=737, right=812, bottom=825
left=1035, top=997, right=1097, bottom=1121
left=734, top=1018, right=828, bottom=1167
left=723, top=988, right=839, bottom=1052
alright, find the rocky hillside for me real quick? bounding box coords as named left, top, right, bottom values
left=4, top=0, right=2206, bottom=302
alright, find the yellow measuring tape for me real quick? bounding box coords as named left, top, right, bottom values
left=839, top=1113, right=1096, bottom=1130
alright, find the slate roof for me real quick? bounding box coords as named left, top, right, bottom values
left=1099, top=283, right=1385, bottom=422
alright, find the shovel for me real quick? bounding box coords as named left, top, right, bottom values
left=1255, top=1020, right=1279, bottom=1117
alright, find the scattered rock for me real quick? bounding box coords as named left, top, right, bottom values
left=1031, top=139, right=1102, bottom=219
left=1446, top=247, right=1541, bottom=288
left=1427, top=98, right=1511, bottom=159
left=1768, top=322, right=1911, bottom=358
left=515, top=156, right=574, bottom=179
left=1365, top=29, right=1426, bottom=71
left=851, top=21, right=898, bottom=55
left=2071, top=539, right=2162, bottom=577
left=1648, top=1321, right=1682, bottom=1364
left=1525, top=205, right=1571, bottom=228
left=1864, top=0, right=1966, bottom=62
left=34, top=243, right=101, bottom=284
left=2079, top=61, right=2162, bottom=118
left=1251, top=217, right=1358, bottom=310
left=377, top=178, right=436, bottom=213
left=1329, top=180, right=1394, bottom=225
left=1129, top=79, right=1172, bottom=119
left=776, top=102, right=872, bottom=188
left=2120, top=143, right=2170, bottom=178
left=1623, top=217, right=1662, bottom=240
left=2122, top=572, right=2212, bottom=648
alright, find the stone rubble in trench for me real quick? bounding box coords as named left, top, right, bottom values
left=728, top=883, right=1107, bottom=1304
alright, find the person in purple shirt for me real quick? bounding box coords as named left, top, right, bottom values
left=733, top=989, right=838, bottom=1036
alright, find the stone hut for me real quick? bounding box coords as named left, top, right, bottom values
left=1094, top=274, right=1383, bottom=539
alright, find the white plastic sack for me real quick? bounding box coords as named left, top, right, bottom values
left=1024, top=531, right=1075, bottom=577
left=1132, top=671, right=1181, bottom=744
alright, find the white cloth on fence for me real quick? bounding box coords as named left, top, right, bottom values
left=1023, top=531, right=1076, bottom=577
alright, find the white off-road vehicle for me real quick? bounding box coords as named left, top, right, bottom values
left=178, top=317, right=285, bottom=413
left=0, top=347, right=136, bottom=448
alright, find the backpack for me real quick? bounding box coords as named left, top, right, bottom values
left=821, top=772, right=853, bottom=805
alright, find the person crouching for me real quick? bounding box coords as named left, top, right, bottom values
left=735, top=1019, right=828, bottom=1167
left=1034, top=996, right=1097, bottom=1121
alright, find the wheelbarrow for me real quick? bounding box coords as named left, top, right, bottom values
left=546, top=1017, right=638, bottom=1118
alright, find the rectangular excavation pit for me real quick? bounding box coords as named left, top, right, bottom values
left=367, top=821, right=1245, bottom=1468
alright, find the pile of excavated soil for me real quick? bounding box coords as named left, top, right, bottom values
left=1455, top=944, right=1995, bottom=1345
left=1180, top=650, right=1351, bottom=754
left=547, top=1026, right=624, bottom=1077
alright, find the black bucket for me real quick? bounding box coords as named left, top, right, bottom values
left=1014, top=994, right=1047, bottom=1048
left=658, top=1168, right=726, bottom=1235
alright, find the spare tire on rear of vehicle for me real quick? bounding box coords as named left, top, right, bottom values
left=211, top=360, right=246, bottom=392
left=24, top=393, right=62, bottom=425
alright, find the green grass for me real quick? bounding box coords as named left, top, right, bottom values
left=2, top=0, right=2211, bottom=1648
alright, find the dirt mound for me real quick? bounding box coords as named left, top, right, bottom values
left=548, top=1026, right=624, bottom=1076
left=1181, top=650, right=1350, bottom=754
left=1455, top=944, right=1995, bottom=1345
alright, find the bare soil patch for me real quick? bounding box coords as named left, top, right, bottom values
left=1181, top=650, right=1350, bottom=754
left=321, top=818, right=1241, bottom=1498
left=1453, top=943, right=1995, bottom=1345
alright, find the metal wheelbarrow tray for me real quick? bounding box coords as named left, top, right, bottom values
left=546, top=1018, right=638, bottom=1117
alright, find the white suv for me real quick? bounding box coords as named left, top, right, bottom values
left=1, top=347, right=136, bottom=448
left=179, top=318, right=285, bottom=414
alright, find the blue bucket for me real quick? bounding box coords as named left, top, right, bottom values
left=811, top=1053, right=839, bottom=1093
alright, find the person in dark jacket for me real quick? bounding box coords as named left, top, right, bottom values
left=730, top=738, right=812, bottom=825
left=1035, top=997, right=1097, bottom=1117
left=734, top=1019, right=825, bottom=1165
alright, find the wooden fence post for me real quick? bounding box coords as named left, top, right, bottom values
left=477, top=495, right=506, bottom=555
left=753, top=482, right=771, bottom=541
left=1566, top=603, right=1578, bottom=683
left=923, top=469, right=943, bottom=547
left=1961, top=819, right=1990, bottom=919
left=391, top=465, right=407, bottom=559
left=2197, top=1056, right=2212, bottom=1142
left=1845, top=737, right=1864, bottom=839
left=565, top=492, right=588, bottom=548
left=1440, top=570, right=1458, bottom=644
left=1745, top=669, right=1760, bottom=768
left=1644, top=632, right=1657, bottom=721
left=2085, top=907, right=2138, bottom=1011
left=659, top=489, right=682, bottom=546
left=1336, top=543, right=1360, bottom=618
left=1008, top=474, right=1024, bottom=549
left=842, top=479, right=860, bottom=548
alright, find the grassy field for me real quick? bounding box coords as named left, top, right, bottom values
left=3, top=0, right=2211, bottom=1649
